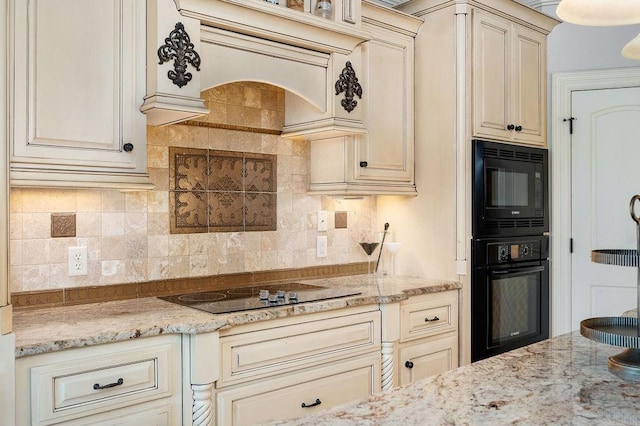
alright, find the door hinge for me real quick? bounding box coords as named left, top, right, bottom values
left=570, top=238, right=574, bottom=253
left=563, top=117, right=577, bottom=135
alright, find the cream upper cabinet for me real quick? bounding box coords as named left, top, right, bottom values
left=472, top=9, right=547, bottom=146
left=9, top=0, right=153, bottom=190
left=308, top=2, right=422, bottom=195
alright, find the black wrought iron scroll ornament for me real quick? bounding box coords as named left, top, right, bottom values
left=157, top=22, right=201, bottom=88
left=335, top=61, right=362, bottom=113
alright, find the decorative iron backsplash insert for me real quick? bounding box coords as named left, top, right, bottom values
left=169, top=147, right=277, bottom=233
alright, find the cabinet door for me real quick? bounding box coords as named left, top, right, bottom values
left=354, top=26, right=414, bottom=186
left=511, top=25, right=547, bottom=146
left=10, top=0, right=152, bottom=189
left=472, top=10, right=511, bottom=142
left=472, top=9, right=547, bottom=146
left=398, top=335, right=458, bottom=387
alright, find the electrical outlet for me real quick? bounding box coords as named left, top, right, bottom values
left=317, top=210, right=328, bottom=231
left=68, top=246, right=88, bottom=276
left=316, top=235, right=328, bottom=258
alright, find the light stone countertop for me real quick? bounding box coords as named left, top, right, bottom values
left=13, top=274, right=461, bottom=358
left=270, top=331, right=640, bottom=426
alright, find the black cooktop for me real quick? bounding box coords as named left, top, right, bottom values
left=159, top=282, right=361, bottom=314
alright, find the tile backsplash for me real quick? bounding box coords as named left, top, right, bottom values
left=9, top=82, right=377, bottom=293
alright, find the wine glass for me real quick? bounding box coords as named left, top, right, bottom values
left=384, top=242, right=402, bottom=276
left=359, top=242, right=380, bottom=274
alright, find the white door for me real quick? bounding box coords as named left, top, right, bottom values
left=571, top=87, right=640, bottom=331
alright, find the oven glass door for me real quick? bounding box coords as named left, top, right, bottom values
left=488, top=265, right=544, bottom=346
left=472, top=261, right=549, bottom=361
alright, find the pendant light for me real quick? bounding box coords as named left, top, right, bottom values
left=556, top=0, right=640, bottom=60
left=556, top=0, right=640, bottom=26
left=623, top=32, right=640, bottom=59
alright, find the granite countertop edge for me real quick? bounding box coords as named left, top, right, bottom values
left=13, top=275, right=461, bottom=358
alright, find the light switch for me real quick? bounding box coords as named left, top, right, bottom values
left=317, top=210, right=328, bottom=231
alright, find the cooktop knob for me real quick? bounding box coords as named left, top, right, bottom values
left=268, top=294, right=278, bottom=304
left=289, top=291, right=298, bottom=300
left=277, top=290, right=286, bottom=299
left=259, top=289, right=269, bottom=300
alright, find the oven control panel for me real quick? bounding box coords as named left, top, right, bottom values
left=492, top=241, right=540, bottom=263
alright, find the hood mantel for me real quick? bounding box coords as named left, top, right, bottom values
left=173, top=0, right=372, bottom=55
left=145, top=0, right=373, bottom=140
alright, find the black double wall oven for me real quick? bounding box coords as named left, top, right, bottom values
left=471, top=140, right=550, bottom=362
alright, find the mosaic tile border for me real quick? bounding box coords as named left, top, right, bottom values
left=11, top=262, right=369, bottom=310
left=182, top=120, right=282, bottom=135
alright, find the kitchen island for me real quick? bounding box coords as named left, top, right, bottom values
left=274, top=331, right=640, bottom=425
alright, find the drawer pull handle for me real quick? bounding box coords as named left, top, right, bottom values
left=93, top=378, right=124, bottom=390
left=405, top=360, right=414, bottom=369
left=424, top=316, right=440, bottom=322
left=301, top=398, right=322, bottom=408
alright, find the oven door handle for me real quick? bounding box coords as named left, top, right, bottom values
left=489, top=266, right=545, bottom=276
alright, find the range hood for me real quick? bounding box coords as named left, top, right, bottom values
left=144, top=0, right=373, bottom=140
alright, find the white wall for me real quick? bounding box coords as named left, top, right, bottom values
left=527, top=1, right=640, bottom=73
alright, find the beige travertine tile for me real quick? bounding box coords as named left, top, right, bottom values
left=168, top=256, right=189, bottom=278
left=125, top=192, right=148, bottom=212
left=227, top=105, right=261, bottom=128
left=125, top=235, right=148, bottom=259
left=148, top=192, right=169, bottom=213
left=21, top=189, right=55, bottom=212
left=167, top=125, right=189, bottom=146
left=189, top=255, right=208, bottom=276
left=148, top=145, right=169, bottom=169
left=243, top=85, right=261, bottom=108
left=148, top=213, right=170, bottom=236
left=168, top=234, right=189, bottom=256
left=76, top=190, right=103, bottom=212
left=147, top=235, right=169, bottom=258
left=148, top=168, right=169, bottom=191
left=76, top=213, right=102, bottom=237
left=48, top=189, right=77, bottom=212
left=10, top=239, right=22, bottom=266
left=10, top=188, right=23, bottom=213
left=125, top=213, right=148, bottom=235
left=101, top=260, right=126, bottom=284
left=102, top=213, right=125, bottom=236
left=189, top=233, right=208, bottom=256
left=49, top=238, right=74, bottom=264
left=21, top=265, right=50, bottom=291
left=102, top=190, right=125, bottom=213
left=22, top=213, right=51, bottom=239
left=22, top=240, right=50, bottom=265
left=188, top=126, right=209, bottom=149
left=148, top=258, right=170, bottom=280
left=125, top=259, right=147, bottom=283
left=147, top=124, right=169, bottom=147
left=102, top=236, right=126, bottom=260
left=9, top=265, right=23, bottom=293
left=10, top=213, right=23, bottom=240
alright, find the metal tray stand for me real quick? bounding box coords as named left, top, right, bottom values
left=582, top=195, right=640, bottom=380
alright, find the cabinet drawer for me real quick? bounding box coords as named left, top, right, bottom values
left=400, top=291, right=458, bottom=342
left=27, top=336, right=180, bottom=425
left=217, top=353, right=381, bottom=426
left=219, top=309, right=381, bottom=386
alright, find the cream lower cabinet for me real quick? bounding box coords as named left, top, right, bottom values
left=8, top=0, right=152, bottom=190
left=381, top=291, right=459, bottom=389
left=215, top=306, right=382, bottom=425
left=307, top=2, right=421, bottom=196
left=15, top=335, right=182, bottom=425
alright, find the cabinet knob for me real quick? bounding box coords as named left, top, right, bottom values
left=515, top=125, right=523, bottom=132
left=359, top=161, right=368, bottom=168
left=123, top=143, right=134, bottom=152
left=405, top=360, right=414, bottom=369
left=507, top=124, right=515, bottom=131
left=424, top=316, right=440, bottom=322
